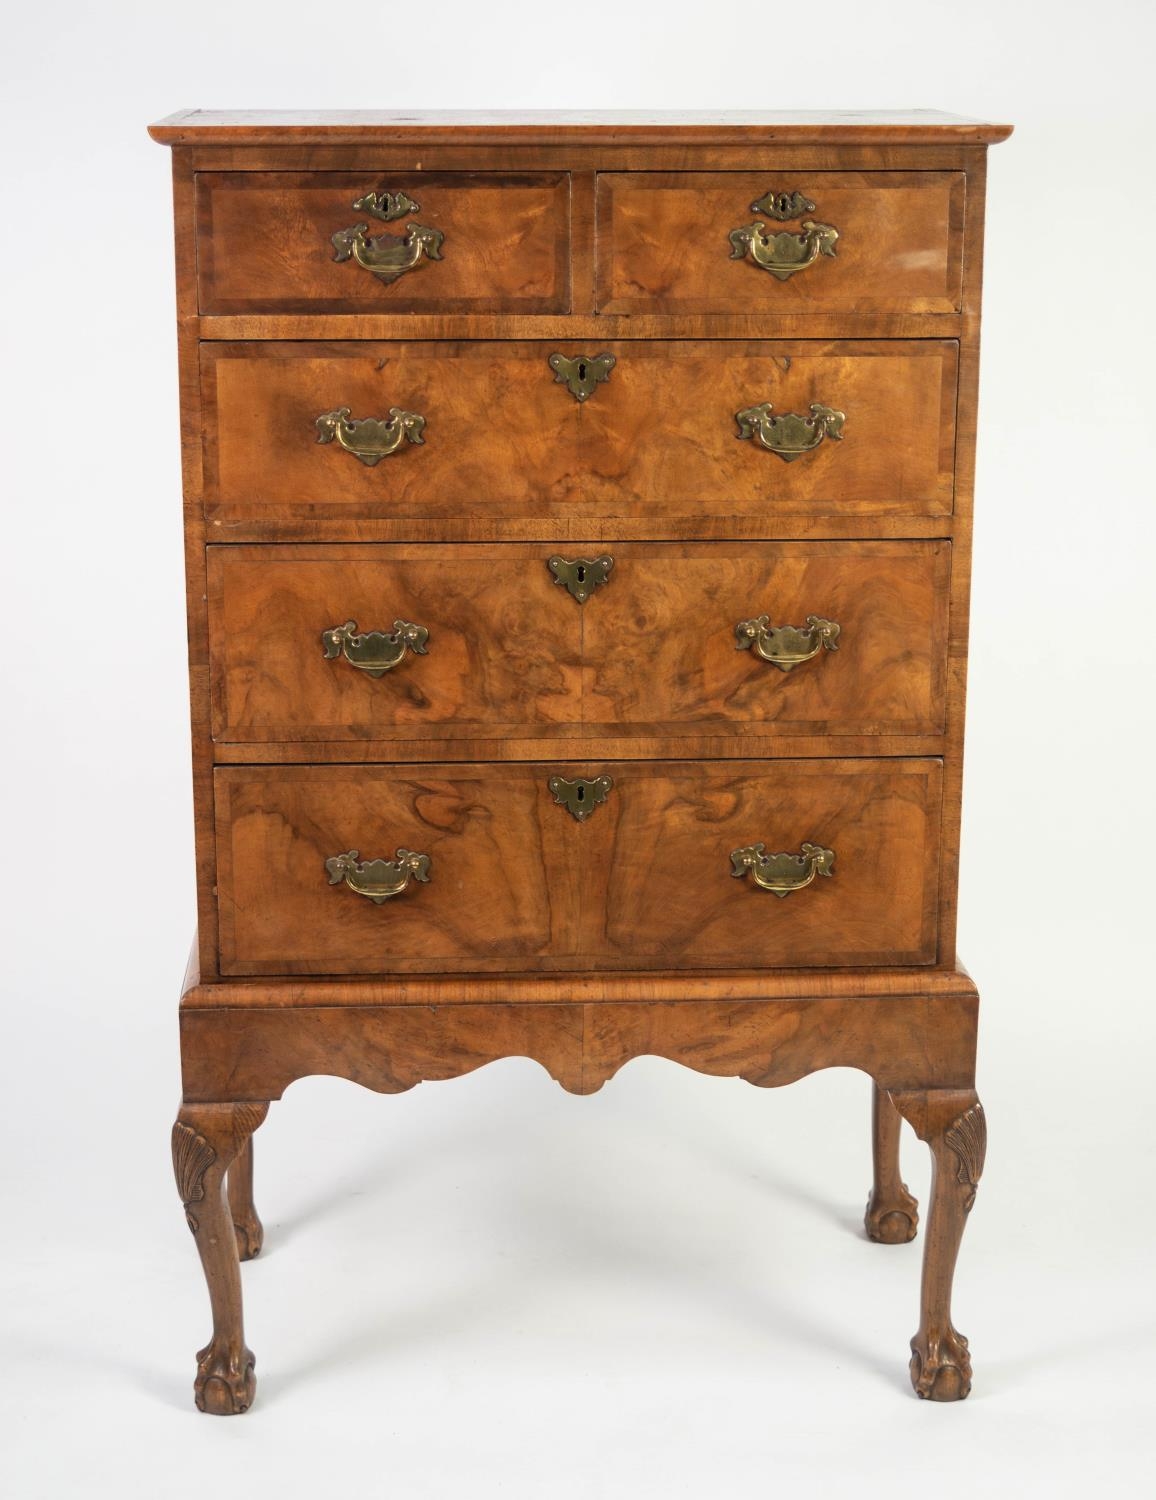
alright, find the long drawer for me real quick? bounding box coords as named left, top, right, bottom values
left=201, top=340, right=957, bottom=525
left=208, top=541, right=949, bottom=743
left=214, top=759, right=942, bottom=975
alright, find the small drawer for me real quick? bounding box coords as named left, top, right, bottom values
left=596, top=172, right=964, bottom=315
left=202, top=339, right=957, bottom=526
left=208, top=541, right=949, bottom=745
left=196, top=172, right=571, bottom=314
left=214, top=759, right=941, bottom=974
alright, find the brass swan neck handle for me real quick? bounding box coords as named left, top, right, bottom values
left=325, top=849, right=432, bottom=904
left=735, top=614, right=841, bottom=672
left=315, top=406, right=426, bottom=466
left=735, top=402, right=845, bottom=462
left=321, top=620, right=430, bottom=678
left=728, top=218, right=839, bottom=281
left=331, top=220, right=444, bottom=284
left=730, top=842, right=835, bottom=898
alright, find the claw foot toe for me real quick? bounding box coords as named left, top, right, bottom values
left=233, top=1212, right=264, bottom=1261
left=909, top=1327, right=972, bottom=1401
left=194, top=1340, right=257, bottom=1414
left=865, top=1185, right=919, bottom=1244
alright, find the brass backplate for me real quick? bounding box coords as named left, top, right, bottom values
left=548, top=352, right=616, bottom=402
left=351, top=189, right=420, bottom=222
left=547, top=555, right=614, bottom=603
left=548, top=775, right=613, bottom=822
left=749, top=188, right=816, bottom=221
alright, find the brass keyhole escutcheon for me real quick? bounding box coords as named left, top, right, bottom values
left=548, top=351, right=616, bottom=402
left=547, top=555, right=613, bottom=604
left=548, top=775, right=613, bottom=822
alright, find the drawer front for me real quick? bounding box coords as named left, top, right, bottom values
left=583, top=541, right=949, bottom=737
left=215, top=759, right=941, bottom=975
left=196, top=172, right=571, bottom=314
left=215, top=764, right=583, bottom=975
left=592, top=759, right=941, bottom=968
left=597, top=172, right=964, bottom=314
left=207, top=544, right=584, bottom=742
left=208, top=542, right=948, bottom=744
left=203, top=340, right=957, bottom=525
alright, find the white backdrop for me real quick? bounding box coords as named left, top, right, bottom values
left=2, top=2, right=1154, bottom=1495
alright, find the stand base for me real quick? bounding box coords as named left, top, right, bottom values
left=173, top=961, right=984, bottom=1411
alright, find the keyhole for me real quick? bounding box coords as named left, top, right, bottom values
left=577, top=362, right=587, bottom=381
left=576, top=566, right=587, bottom=583
left=576, top=785, right=585, bottom=801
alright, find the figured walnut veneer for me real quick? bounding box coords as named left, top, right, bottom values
left=153, top=108, right=1009, bottom=1414
left=202, top=339, right=957, bottom=525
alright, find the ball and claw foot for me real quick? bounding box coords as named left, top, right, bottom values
left=195, top=1339, right=257, bottom=1415
left=865, top=1183, right=919, bottom=1244
left=910, top=1326, right=972, bottom=1401
left=233, top=1211, right=264, bottom=1261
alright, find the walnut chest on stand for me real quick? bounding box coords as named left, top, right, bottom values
left=148, top=109, right=1011, bottom=1413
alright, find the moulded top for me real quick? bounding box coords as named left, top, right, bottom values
left=148, top=108, right=1013, bottom=147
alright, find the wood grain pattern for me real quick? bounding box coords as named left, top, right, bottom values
left=172, top=1101, right=269, bottom=1413
left=890, top=1091, right=986, bottom=1400
left=184, top=144, right=988, bottom=182
left=149, top=110, right=1013, bottom=147
left=207, top=544, right=582, bottom=742
left=865, top=1083, right=920, bottom=1242
left=202, top=339, right=957, bottom=525
left=215, top=762, right=583, bottom=975
left=170, top=149, right=223, bottom=983
left=592, top=759, right=941, bottom=969
left=177, top=991, right=977, bottom=1101
left=152, top=116, right=1008, bottom=1410
left=583, top=540, right=948, bottom=737
left=226, top=1136, right=263, bottom=1260
left=207, top=540, right=948, bottom=745
left=197, top=171, right=570, bottom=315
left=214, top=758, right=941, bottom=975
left=179, top=949, right=980, bottom=1009
left=200, top=311, right=966, bottom=343
left=597, top=172, right=965, bottom=315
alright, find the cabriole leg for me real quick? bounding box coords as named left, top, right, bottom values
left=865, top=1082, right=919, bottom=1243
left=172, top=1100, right=270, bottom=1414
left=891, top=1090, right=987, bottom=1401
left=228, top=1136, right=264, bottom=1260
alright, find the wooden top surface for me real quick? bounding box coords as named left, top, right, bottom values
left=149, top=109, right=1013, bottom=147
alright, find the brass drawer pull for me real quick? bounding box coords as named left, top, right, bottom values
left=730, top=842, right=835, bottom=898
left=735, top=613, right=840, bottom=672
left=548, top=774, right=613, bottom=822
left=321, top=619, right=429, bottom=678
left=728, top=218, right=839, bottom=281
left=331, top=188, right=444, bottom=282
left=547, top=555, right=614, bottom=603
left=315, top=406, right=425, bottom=466
left=736, top=402, right=845, bottom=462
left=548, top=351, right=616, bottom=402
left=325, top=849, right=432, bottom=904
